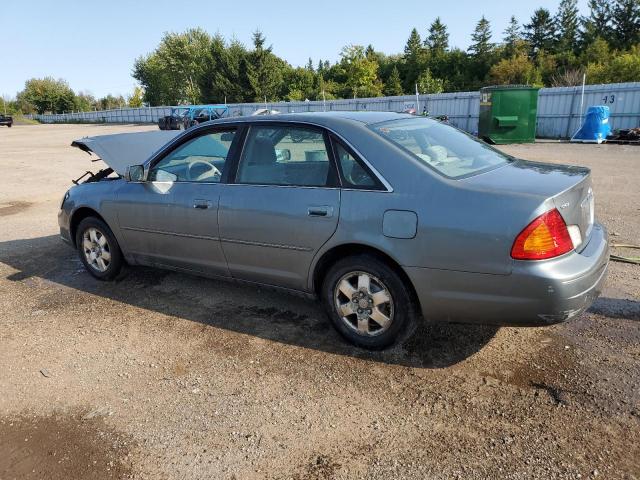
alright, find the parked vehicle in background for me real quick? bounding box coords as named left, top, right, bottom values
left=60, top=112, right=609, bottom=349
left=157, top=107, right=189, bottom=130
left=0, top=114, right=13, bottom=127
left=158, top=105, right=229, bottom=130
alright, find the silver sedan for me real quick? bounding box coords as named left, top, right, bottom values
left=59, top=112, right=609, bottom=349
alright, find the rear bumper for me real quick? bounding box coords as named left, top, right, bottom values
left=405, top=223, right=609, bottom=326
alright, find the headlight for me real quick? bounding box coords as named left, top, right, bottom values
left=60, top=190, right=70, bottom=209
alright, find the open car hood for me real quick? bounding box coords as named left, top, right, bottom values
left=71, top=130, right=180, bottom=176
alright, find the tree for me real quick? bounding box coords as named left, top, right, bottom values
left=128, top=86, right=144, bottom=107
left=384, top=66, right=404, bottom=96
left=524, top=8, right=557, bottom=56
left=404, top=28, right=422, bottom=57
left=586, top=44, right=640, bottom=82
left=403, top=28, right=424, bottom=91
left=339, top=44, right=383, bottom=98
left=133, top=28, right=213, bottom=105
left=416, top=68, right=444, bottom=94
left=283, top=67, right=315, bottom=101
left=16, top=77, right=76, bottom=114
left=97, top=94, right=126, bottom=110
left=74, top=91, right=97, bottom=112
left=469, top=16, right=494, bottom=57
left=425, top=18, right=449, bottom=53
left=556, top=0, right=580, bottom=53
left=581, top=0, right=613, bottom=47
left=489, top=53, right=542, bottom=85
left=503, top=16, right=520, bottom=45
left=610, top=0, right=640, bottom=48
left=243, top=30, right=285, bottom=102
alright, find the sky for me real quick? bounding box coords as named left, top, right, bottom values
left=1, top=0, right=590, bottom=99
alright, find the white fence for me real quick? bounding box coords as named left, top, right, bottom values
left=32, top=82, right=640, bottom=139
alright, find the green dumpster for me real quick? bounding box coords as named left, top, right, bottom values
left=478, top=86, right=539, bottom=144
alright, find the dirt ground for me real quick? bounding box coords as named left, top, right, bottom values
left=0, top=124, right=638, bottom=480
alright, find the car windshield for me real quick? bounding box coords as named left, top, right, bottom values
left=173, top=108, right=189, bottom=117
left=372, top=117, right=511, bottom=179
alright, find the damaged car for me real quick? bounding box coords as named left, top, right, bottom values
left=59, top=112, right=609, bottom=349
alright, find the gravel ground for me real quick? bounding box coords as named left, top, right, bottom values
left=0, top=124, right=638, bottom=480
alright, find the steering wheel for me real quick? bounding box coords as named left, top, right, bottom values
left=186, top=160, right=221, bottom=182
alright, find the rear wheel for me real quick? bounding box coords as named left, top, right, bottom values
left=322, top=254, right=416, bottom=349
left=75, top=217, right=123, bottom=280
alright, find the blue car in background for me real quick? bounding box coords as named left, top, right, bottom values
left=158, top=105, right=228, bottom=130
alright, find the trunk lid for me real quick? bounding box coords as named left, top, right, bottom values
left=462, top=159, right=594, bottom=248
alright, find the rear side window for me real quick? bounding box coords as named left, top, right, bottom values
left=236, top=126, right=335, bottom=187
left=333, top=140, right=380, bottom=189
left=373, top=117, right=510, bottom=179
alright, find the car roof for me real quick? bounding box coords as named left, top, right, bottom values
left=211, top=111, right=413, bottom=127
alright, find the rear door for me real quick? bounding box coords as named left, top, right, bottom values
left=218, top=123, right=340, bottom=290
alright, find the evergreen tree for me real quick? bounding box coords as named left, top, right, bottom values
left=306, top=58, right=314, bottom=71
left=504, top=16, right=520, bottom=44
left=469, top=16, right=494, bottom=57
left=524, top=8, right=557, bottom=56
left=581, top=0, right=613, bottom=46
left=611, top=0, right=640, bottom=48
left=383, top=66, right=404, bottom=96
left=404, top=28, right=422, bottom=57
left=244, top=30, right=284, bottom=102
left=426, top=17, right=449, bottom=53
left=365, top=44, right=376, bottom=59
left=403, top=28, right=424, bottom=91
left=556, top=0, right=580, bottom=52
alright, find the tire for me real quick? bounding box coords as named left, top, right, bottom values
left=322, top=254, right=416, bottom=349
left=75, top=217, right=123, bottom=280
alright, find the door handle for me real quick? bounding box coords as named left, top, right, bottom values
left=193, top=199, right=212, bottom=210
left=308, top=206, right=333, bottom=218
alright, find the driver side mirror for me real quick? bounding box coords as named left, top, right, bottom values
left=125, top=164, right=145, bottom=182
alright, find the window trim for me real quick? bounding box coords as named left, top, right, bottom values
left=328, top=134, right=386, bottom=191
left=229, top=122, right=340, bottom=189
left=146, top=125, right=242, bottom=184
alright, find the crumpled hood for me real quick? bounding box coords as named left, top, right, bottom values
left=71, top=130, right=180, bottom=176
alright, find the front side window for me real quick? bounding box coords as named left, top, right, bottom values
left=149, top=129, right=236, bottom=182
left=236, top=125, right=334, bottom=187
left=372, top=118, right=510, bottom=179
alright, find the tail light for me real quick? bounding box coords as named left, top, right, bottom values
left=511, top=209, right=574, bottom=260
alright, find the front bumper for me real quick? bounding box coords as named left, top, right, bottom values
left=405, top=222, right=609, bottom=326
left=58, top=207, right=73, bottom=246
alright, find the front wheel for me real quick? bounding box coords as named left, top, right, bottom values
left=75, top=217, right=123, bottom=280
left=322, top=254, right=416, bottom=349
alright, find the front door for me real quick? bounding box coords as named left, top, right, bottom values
left=219, top=124, right=340, bottom=290
left=116, top=127, right=239, bottom=276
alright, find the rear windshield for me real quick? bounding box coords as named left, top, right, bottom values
left=372, top=117, right=510, bottom=179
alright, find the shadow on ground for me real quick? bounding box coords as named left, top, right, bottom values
left=589, top=297, right=640, bottom=320
left=0, top=235, right=500, bottom=369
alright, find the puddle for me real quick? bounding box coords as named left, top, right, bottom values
left=0, top=413, right=132, bottom=480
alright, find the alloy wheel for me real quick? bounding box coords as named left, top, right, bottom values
left=333, top=271, right=394, bottom=337
left=82, top=227, right=111, bottom=273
